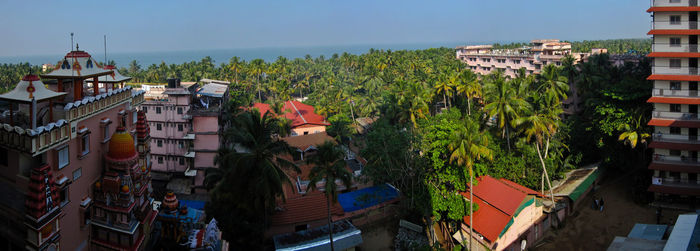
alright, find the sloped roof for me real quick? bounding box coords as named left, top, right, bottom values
left=461, top=176, right=538, bottom=243
left=196, top=83, right=228, bottom=98
left=282, top=133, right=335, bottom=151
left=648, top=118, right=700, bottom=128
left=85, top=65, right=132, bottom=83
left=252, top=101, right=330, bottom=128
left=647, top=96, right=700, bottom=105
left=270, top=193, right=344, bottom=225
left=41, top=50, right=112, bottom=79
left=0, top=75, right=66, bottom=102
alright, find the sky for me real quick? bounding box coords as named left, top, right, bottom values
left=0, top=0, right=651, bottom=57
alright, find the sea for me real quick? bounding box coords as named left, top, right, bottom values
left=0, top=42, right=471, bottom=68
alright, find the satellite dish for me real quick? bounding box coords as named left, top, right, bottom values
left=521, top=239, right=527, bottom=250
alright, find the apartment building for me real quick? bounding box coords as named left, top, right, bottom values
left=456, top=40, right=609, bottom=115
left=646, top=0, right=700, bottom=206
left=141, top=79, right=227, bottom=195
left=0, top=48, right=153, bottom=250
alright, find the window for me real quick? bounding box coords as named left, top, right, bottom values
left=177, top=107, right=183, bottom=114
left=671, top=127, right=681, bottom=134
left=156, top=107, right=162, bottom=114
left=670, top=59, right=682, bottom=68
left=121, top=115, right=127, bottom=127
left=158, top=156, right=164, bottom=164
left=671, top=81, right=682, bottom=90
left=178, top=124, right=184, bottom=131
left=73, top=168, right=82, bottom=181
left=81, top=134, right=90, bottom=156
left=143, top=106, right=148, bottom=113
left=59, top=187, right=69, bottom=207
left=132, top=111, right=138, bottom=125
left=670, top=37, right=681, bottom=47
left=103, top=124, right=110, bottom=141
left=157, top=140, right=163, bottom=147
left=0, top=147, right=7, bottom=166
left=670, top=15, right=681, bottom=25
left=304, top=131, right=309, bottom=135
left=178, top=141, right=184, bottom=149
left=671, top=104, right=682, bottom=112
left=157, top=124, right=162, bottom=131
left=670, top=0, right=681, bottom=3
left=671, top=150, right=682, bottom=156
left=58, top=146, right=69, bottom=169
left=179, top=157, right=184, bottom=165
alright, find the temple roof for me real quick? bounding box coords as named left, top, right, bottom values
left=41, top=49, right=112, bottom=79
left=0, top=75, right=66, bottom=103
left=108, top=126, right=137, bottom=159
left=85, top=65, right=132, bottom=83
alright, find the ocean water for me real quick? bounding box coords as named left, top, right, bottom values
left=0, top=42, right=468, bottom=68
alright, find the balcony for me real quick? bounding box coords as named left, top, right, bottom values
left=653, top=88, right=699, bottom=97
left=653, top=111, right=700, bottom=120
left=652, top=20, right=700, bottom=30
left=653, top=132, right=700, bottom=144
left=652, top=66, right=700, bottom=75
left=652, top=43, right=699, bottom=53
left=653, top=154, right=700, bottom=167
left=652, top=0, right=697, bottom=7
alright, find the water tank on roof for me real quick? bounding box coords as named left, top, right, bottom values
left=167, top=78, right=181, bottom=88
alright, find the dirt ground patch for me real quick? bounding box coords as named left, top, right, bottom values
left=534, top=170, right=684, bottom=250
left=357, top=215, right=400, bottom=251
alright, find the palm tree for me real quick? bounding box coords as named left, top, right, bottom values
left=229, top=56, right=244, bottom=84
left=250, top=59, right=267, bottom=101
left=618, top=109, right=652, bottom=166
left=206, top=110, right=299, bottom=219
left=306, top=141, right=353, bottom=251
left=484, top=71, right=529, bottom=150
left=455, top=70, right=481, bottom=115
left=434, top=73, right=453, bottom=109
left=537, top=64, right=570, bottom=103
left=448, top=118, right=493, bottom=251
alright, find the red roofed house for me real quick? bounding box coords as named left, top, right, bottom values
left=252, top=101, right=330, bottom=137
left=455, top=176, right=548, bottom=251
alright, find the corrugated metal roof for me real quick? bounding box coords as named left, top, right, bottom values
left=197, top=83, right=228, bottom=98
left=664, top=214, right=699, bottom=251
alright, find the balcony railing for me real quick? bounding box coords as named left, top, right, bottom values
left=653, top=111, right=700, bottom=120
left=653, top=154, right=700, bottom=166
left=652, top=43, right=699, bottom=53
left=652, top=0, right=697, bottom=7
left=652, top=20, right=700, bottom=30
left=652, top=66, right=700, bottom=75
left=653, top=88, right=700, bottom=97
left=652, top=177, right=700, bottom=187
left=653, top=132, right=700, bottom=143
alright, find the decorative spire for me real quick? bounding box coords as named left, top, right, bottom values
left=136, top=110, right=150, bottom=140
left=25, top=164, right=59, bottom=219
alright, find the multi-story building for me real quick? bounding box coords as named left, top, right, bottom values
left=141, top=79, right=227, bottom=195
left=647, top=0, right=700, bottom=205
left=0, top=48, right=152, bottom=250
left=456, top=40, right=606, bottom=115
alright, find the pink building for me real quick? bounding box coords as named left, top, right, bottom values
left=456, top=39, right=605, bottom=116
left=141, top=79, right=227, bottom=194
left=0, top=48, right=150, bottom=250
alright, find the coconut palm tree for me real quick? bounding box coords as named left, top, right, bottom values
left=456, top=70, right=481, bottom=115
left=536, top=64, right=570, bottom=103
left=434, top=73, right=453, bottom=109
left=229, top=56, right=244, bottom=84
left=249, top=59, right=267, bottom=101
left=448, top=118, right=493, bottom=251
left=484, top=71, right=529, bottom=150
left=306, top=141, right=353, bottom=251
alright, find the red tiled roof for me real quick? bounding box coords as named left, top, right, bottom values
left=648, top=184, right=700, bottom=196
left=463, top=196, right=512, bottom=242
left=499, top=178, right=545, bottom=197
left=648, top=162, right=700, bottom=173
left=648, top=75, right=700, bottom=81
left=647, top=52, right=700, bottom=58
left=648, top=118, right=700, bottom=128
left=472, top=176, right=527, bottom=215
left=460, top=176, right=536, bottom=243
left=647, top=96, right=700, bottom=105
left=647, top=7, right=700, bottom=13
left=270, top=193, right=344, bottom=225
left=252, top=101, right=330, bottom=128
left=282, top=133, right=335, bottom=151
left=649, top=141, right=700, bottom=151
left=648, top=30, right=700, bottom=35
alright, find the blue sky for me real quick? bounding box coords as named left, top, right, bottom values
left=0, top=0, right=650, bottom=57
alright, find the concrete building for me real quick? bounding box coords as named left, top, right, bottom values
left=456, top=39, right=604, bottom=115
left=252, top=100, right=330, bottom=136
left=646, top=1, right=700, bottom=206
left=0, top=48, right=151, bottom=250
left=141, top=79, right=227, bottom=195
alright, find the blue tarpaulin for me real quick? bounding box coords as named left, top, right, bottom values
left=180, top=199, right=206, bottom=210
left=337, top=184, right=399, bottom=212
